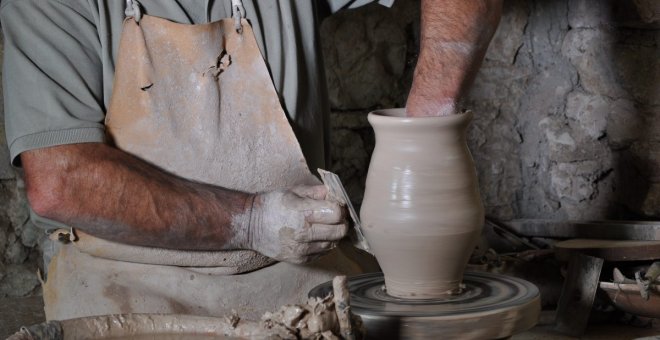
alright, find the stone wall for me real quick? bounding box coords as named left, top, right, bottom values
left=0, top=0, right=659, bottom=297
left=0, top=40, right=43, bottom=297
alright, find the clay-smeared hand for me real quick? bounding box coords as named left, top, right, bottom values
left=247, top=185, right=347, bottom=264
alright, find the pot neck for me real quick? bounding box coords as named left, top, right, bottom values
left=368, top=109, right=473, bottom=139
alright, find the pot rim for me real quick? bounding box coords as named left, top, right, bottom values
left=368, top=108, right=473, bottom=127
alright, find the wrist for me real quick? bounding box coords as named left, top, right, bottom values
left=231, top=193, right=257, bottom=249
left=406, top=96, right=457, bottom=117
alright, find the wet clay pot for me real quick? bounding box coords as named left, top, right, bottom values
left=361, top=109, right=484, bottom=299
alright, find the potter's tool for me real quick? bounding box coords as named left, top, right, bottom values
left=309, top=272, right=540, bottom=339
left=318, top=169, right=371, bottom=253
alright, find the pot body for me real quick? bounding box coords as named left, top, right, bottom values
left=361, top=109, right=484, bottom=299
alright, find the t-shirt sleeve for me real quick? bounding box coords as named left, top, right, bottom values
left=326, top=0, right=395, bottom=13
left=1, top=0, right=105, bottom=166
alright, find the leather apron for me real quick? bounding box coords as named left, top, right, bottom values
left=42, top=1, right=376, bottom=321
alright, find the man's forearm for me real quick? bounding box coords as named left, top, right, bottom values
left=407, top=0, right=502, bottom=117
left=22, top=143, right=252, bottom=250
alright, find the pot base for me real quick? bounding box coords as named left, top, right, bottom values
left=309, top=271, right=541, bottom=340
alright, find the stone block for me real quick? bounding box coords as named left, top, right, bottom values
left=630, top=141, right=660, bottom=182
left=632, top=0, right=660, bottom=23
left=4, top=232, right=29, bottom=265
left=0, top=264, right=40, bottom=298
left=565, top=92, right=608, bottom=139
left=539, top=117, right=577, bottom=152
left=550, top=161, right=600, bottom=202
left=486, top=0, right=529, bottom=64
left=562, top=29, right=627, bottom=99
left=2, top=180, right=29, bottom=229
left=0, top=120, right=14, bottom=180
left=526, top=0, right=571, bottom=61
left=549, top=160, right=614, bottom=219
left=568, top=0, right=613, bottom=28
left=476, top=156, right=521, bottom=220
left=469, top=64, right=530, bottom=113
left=613, top=32, right=660, bottom=106
left=641, top=182, right=660, bottom=216
left=606, top=98, right=640, bottom=149
left=20, top=221, right=42, bottom=248
left=0, top=222, right=7, bottom=260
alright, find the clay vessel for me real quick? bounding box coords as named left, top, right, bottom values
left=361, top=109, right=484, bottom=299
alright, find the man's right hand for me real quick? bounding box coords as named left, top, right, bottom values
left=22, top=143, right=348, bottom=257
left=245, top=185, right=348, bottom=264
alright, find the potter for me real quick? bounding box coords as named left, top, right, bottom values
left=1, top=0, right=504, bottom=326
left=361, top=109, right=484, bottom=299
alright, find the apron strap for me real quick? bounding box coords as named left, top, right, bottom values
left=125, top=0, right=142, bottom=23
left=125, top=0, right=242, bottom=29
left=231, top=0, right=245, bottom=33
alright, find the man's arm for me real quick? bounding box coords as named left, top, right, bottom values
left=23, top=143, right=346, bottom=263
left=406, top=0, right=503, bottom=117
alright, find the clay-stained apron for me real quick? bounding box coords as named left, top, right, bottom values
left=43, top=11, right=375, bottom=321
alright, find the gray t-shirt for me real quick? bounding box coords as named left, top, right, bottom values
left=1, top=0, right=393, bottom=170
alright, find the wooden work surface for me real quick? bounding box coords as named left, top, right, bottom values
left=554, top=254, right=604, bottom=336
left=506, top=220, right=660, bottom=241
left=555, top=238, right=660, bottom=261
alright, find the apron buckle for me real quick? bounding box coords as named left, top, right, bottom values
left=125, top=0, right=142, bottom=23
left=231, top=0, right=246, bottom=33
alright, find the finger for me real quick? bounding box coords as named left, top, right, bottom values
left=283, top=194, right=345, bottom=224
left=287, top=242, right=339, bottom=264
left=304, top=241, right=335, bottom=255
left=288, top=253, right=324, bottom=265
left=295, top=224, right=348, bottom=242
left=291, top=185, right=328, bottom=200
left=312, top=202, right=346, bottom=224
left=304, top=200, right=345, bottom=224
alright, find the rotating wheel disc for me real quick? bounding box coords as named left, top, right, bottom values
left=309, top=271, right=541, bottom=340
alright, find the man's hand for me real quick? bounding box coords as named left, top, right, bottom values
left=22, top=144, right=348, bottom=257
left=247, top=185, right=347, bottom=264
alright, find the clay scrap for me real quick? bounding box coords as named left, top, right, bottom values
left=8, top=276, right=364, bottom=340
left=601, top=265, right=660, bottom=319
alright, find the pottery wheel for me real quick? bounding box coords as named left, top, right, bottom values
left=309, top=272, right=541, bottom=340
